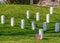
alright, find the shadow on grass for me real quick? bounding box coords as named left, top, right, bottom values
left=0, top=30, right=36, bottom=37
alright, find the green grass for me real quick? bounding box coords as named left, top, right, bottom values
left=0, top=4, right=60, bottom=43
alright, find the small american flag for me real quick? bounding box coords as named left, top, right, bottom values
left=36, top=34, right=41, bottom=40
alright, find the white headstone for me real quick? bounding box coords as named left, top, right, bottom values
left=55, top=23, right=59, bottom=32
left=11, top=17, right=14, bottom=27
left=30, top=0, right=33, bottom=5
left=43, top=22, right=47, bottom=31
left=21, top=19, right=25, bottom=29
left=1, top=15, right=5, bottom=24
left=26, top=10, right=30, bottom=19
left=50, top=7, right=54, bottom=14
left=39, top=29, right=43, bottom=40
left=36, top=12, right=40, bottom=21
left=32, top=21, right=36, bottom=30
left=0, top=0, right=5, bottom=4
left=46, top=14, right=50, bottom=23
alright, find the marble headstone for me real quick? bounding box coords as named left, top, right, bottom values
left=21, top=19, right=25, bottom=29
left=26, top=10, right=30, bottom=19
left=43, top=22, right=47, bottom=31
left=50, top=7, right=54, bottom=14
left=1, top=15, right=5, bottom=24
left=11, top=17, right=14, bottom=27
left=46, top=14, right=50, bottom=23
left=39, top=29, right=43, bottom=40
left=36, top=12, right=40, bottom=21
left=32, top=21, right=36, bottom=30
left=55, top=23, right=59, bottom=32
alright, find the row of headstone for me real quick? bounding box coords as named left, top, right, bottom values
left=0, top=15, right=59, bottom=32
left=26, top=7, right=54, bottom=23
left=43, top=22, right=60, bottom=32
left=1, top=15, right=14, bottom=27
left=26, top=10, right=40, bottom=21
left=0, top=15, right=45, bottom=31
left=26, top=10, right=50, bottom=23
left=0, top=15, right=36, bottom=30
left=21, top=20, right=36, bottom=30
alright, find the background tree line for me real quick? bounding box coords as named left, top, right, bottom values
left=5, top=0, right=39, bottom=4
left=6, top=0, right=30, bottom=4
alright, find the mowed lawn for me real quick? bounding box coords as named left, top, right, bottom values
left=0, top=4, right=60, bottom=43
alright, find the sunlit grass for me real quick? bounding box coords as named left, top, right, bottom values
left=0, top=4, right=60, bottom=43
